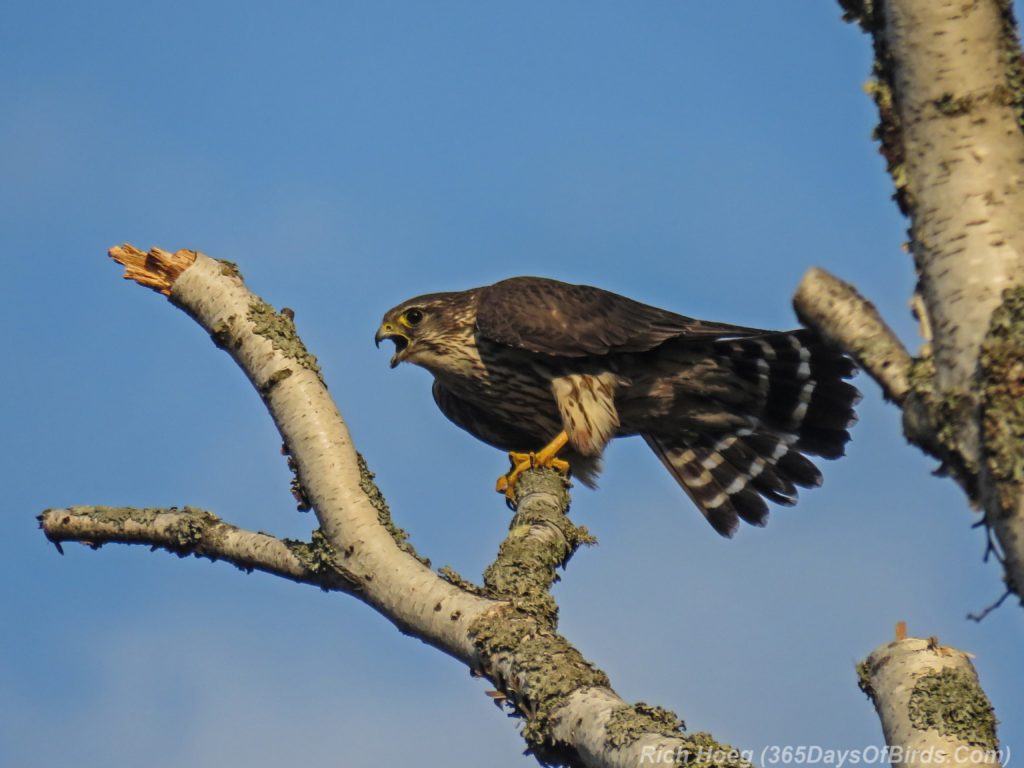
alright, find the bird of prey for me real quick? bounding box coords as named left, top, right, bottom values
left=376, top=277, right=858, bottom=536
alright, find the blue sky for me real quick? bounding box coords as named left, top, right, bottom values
left=2, top=2, right=1021, bottom=766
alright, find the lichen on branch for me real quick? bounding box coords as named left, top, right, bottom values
left=40, top=243, right=756, bottom=767
left=38, top=505, right=360, bottom=591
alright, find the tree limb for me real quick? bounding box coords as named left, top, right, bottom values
left=38, top=505, right=360, bottom=592
left=40, top=244, right=749, bottom=768
left=792, top=268, right=948, bottom=465
left=793, top=267, right=912, bottom=404
left=858, top=629, right=1001, bottom=766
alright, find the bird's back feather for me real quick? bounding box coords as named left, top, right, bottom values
left=476, top=277, right=765, bottom=357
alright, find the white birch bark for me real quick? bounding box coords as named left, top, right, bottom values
left=170, top=252, right=494, bottom=658
left=884, top=0, right=1024, bottom=396
left=880, top=0, right=1024, bottom=601
left=800, top=0, right=1024, bottom=604
left=859, top=636, right=1001, bottom=767
left=40, top=245, right=748, bottom=768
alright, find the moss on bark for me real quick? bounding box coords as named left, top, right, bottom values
left=907, top=667, right=998, bottom=749
left=980, top=286, right=1024, bottom=513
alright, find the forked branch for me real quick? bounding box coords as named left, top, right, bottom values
left=38, top=244, right=748, bottom=768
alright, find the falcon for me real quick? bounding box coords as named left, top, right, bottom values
left=375, top=277, right=858, bottom=536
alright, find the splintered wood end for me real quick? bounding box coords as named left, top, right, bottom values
left=109, top=244, right=198, bottom=295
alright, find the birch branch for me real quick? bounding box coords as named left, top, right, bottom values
left=792, top=268, right=946, bottom=463
left=39, top=243, right=749, bottom=768
left=858, top=628, right=1001, bottom=767
left=38, top=505, right=360, bottom=592
left=793, top=268, right=912, bottom=404
left=816, top=0, right=1024, bottom=604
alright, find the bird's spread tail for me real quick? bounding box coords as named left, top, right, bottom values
left=646, top=330, right=859, bottom=536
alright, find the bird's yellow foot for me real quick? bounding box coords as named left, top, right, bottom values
left=495, top=432, right=570, bottom=503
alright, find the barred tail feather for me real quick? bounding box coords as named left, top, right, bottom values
left=648, top=330, right=859, bottom=536
left=646, top=431, right=805, bottom=536
left=719, top=330, right=859, bottom=456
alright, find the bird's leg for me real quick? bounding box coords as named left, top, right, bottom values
left=496, top=431, right=571, bottom=502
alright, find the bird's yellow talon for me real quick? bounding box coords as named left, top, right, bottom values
left=545, top=457, right=571, bottom=478
left=508, top=451, right=532, bottom=468
left=495, top=433, right=571, bottom=502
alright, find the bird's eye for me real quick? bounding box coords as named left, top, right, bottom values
left=404, top=309, right=424, bottom=326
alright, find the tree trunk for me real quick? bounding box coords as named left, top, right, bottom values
left=800, top=0, right=1024, bottom=604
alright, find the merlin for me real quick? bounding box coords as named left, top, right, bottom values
left=376, top=277, right=858, bottom=536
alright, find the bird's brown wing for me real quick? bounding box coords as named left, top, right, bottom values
left=475, top=276, right=766, bottom=357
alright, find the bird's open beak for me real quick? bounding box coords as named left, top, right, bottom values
left=375, top=322, right=412, bottom=368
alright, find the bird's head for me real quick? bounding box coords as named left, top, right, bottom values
left=375, top=291, right=473, bottom=369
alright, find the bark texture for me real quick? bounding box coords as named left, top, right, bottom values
left=804, top=0, right=1024, bottom=603
left=858, top=635, right=1001, bottom=766
left=38, top=505, right=360, bottom=591
left=881, top=0, right=1024, bottom=395
left=39, top=244, right=749, bottom=768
